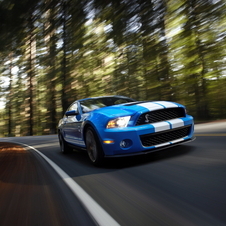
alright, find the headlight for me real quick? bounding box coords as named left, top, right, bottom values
left=106, top=116, right=131, bottom=129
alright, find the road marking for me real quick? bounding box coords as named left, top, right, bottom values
left=17, top=142, right=120, bottom=226
left=29, top=142, right=59, bottom=149
left=195, top=134, right=226, bottom=136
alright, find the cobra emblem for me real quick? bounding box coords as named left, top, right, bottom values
left=145, top=114, right=149, bottom=123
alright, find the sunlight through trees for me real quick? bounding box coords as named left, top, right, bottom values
left=0, top=0, right=226, bottom=136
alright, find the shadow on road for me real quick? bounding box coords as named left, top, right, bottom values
left=59, top=143, right=195, bottom=172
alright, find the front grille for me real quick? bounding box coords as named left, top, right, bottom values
left=140, top=125, right=191, bottom=147
left=136, top=107, right=185, bottom=126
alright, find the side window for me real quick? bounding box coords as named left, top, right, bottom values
left=68, top=102, right=78, bottom=112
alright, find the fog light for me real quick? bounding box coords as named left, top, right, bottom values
left=120, top=140, right=127, bottom=148
left=120, top=139, right=132, bottom=149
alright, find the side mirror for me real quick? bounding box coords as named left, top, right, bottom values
left=65, top=110, right=78, bottom=116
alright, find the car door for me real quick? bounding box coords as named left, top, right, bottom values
left=63, top=102, right=83, bottom=146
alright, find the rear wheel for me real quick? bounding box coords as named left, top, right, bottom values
left=85, top=127, right=104, bottom=166
left=59, top=133, right=71, bottom=154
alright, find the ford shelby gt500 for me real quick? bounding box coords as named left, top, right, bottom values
left=58, top=96, right=195, bottom=165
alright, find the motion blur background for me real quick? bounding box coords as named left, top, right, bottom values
left=0, top=0, right=225, bottom=137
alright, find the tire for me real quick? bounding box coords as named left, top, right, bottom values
left=59, top=133, right=71, bottom=154
left=85, top=127, right=104, bottom=166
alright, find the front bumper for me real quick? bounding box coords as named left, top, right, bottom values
left=105, top=136, right=196, bottom=158
left=99, top=116, right=194, bottom=156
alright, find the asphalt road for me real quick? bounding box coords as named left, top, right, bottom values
left=0, top=121, right=226, bottom=226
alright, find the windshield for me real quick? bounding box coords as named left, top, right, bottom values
left=80, top=96, right=135, bottom=113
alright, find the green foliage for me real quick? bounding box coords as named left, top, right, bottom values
left=0, top=0, right=226, bottom=136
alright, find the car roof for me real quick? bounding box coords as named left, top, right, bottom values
left=78, top=95, right=134, bottom=102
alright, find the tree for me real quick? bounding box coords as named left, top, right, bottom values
left=42, top=0, right=59, bottom=134
left=1, top=0, right=226, bottom=137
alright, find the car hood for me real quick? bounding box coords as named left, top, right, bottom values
left=93, top=101, right=183, bottom=118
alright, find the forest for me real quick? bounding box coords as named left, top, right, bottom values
left=0, top=0, right=225, bottom=137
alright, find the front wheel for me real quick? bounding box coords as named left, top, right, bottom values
left=85, top=127, right=104, bottom=166
left=58, top=133, right=71, bottom=154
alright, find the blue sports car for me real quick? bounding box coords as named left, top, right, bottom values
left=58, top=96, right=195, bottom=165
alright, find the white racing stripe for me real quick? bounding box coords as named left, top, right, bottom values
left=155, top=142, right=170, bottom=148
left=168, top=119, right=184, bottom=129
left=170, top=138, right=184, bottom=144
left=137, top=102, right=164, bottom=111
left=153, top=121, right=170, bottom=132
left=154, top=101, right=178, bottom=108
left=18, top=142, right=120, bottom=226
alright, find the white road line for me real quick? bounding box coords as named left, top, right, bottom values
left=28, top=142, right=59, bottom=149
left=17, top=142, right=120, bottom=226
